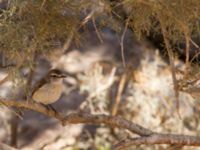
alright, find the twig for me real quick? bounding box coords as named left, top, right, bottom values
left=190, top=49, right=200, bottom=63
left=79, top=11, right=94, bottom=28
left=112, top=73, right=126, bottom=116
left=92, top=16, right=104, bottom=44
left=0, top=64, right=16, bottom=85
left=183, top=28, right=190, bottom=78
left=63, top=10, right=95, bottom=52
left=189, top=38, right=199, bottom=49
left=0, top=74, right=10, bottom=85
left=40, top=0, right=47, bottom=10
left=114, top=134, right=200, bottom=150
left=120, top=19, right=129, bottom=68
left=63, top=31, right=74, bottom=52
left=159, top=20, right=181, bottom=119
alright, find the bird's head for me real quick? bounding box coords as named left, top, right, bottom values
left=48, top=69, right=67, bottom=81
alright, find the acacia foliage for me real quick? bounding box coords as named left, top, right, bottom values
left=0, top=0, right=200, bottom=66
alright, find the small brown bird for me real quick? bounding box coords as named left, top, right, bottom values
left=31, top=69, right=67, bottom=105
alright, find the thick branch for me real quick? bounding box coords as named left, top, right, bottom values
left=0, top=99, right=153, bottom=136
left=1, top=99, right=200, bottom=149
left=0, top=99, right=63, bottom=120
left=63, top=113, right=153, bottom=136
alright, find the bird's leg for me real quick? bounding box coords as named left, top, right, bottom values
left=47, top=104, right=57, bottom=113
left=42, top=104, right=58, bottom=114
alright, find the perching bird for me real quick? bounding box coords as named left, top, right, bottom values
left=31, top=69, right=67, bottom=105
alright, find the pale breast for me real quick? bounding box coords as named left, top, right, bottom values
left=32, top=80, right=63, bottom=104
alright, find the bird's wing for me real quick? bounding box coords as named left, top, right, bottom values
left=31, top=77, right=50, bottom=97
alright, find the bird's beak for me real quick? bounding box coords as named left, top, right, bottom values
left=60, top=74, right=67, bottom=78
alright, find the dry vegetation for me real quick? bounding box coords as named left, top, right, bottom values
left=0, top=0, right=200, bottom=150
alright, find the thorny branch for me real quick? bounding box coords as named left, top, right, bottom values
left=1, top=99, right=200, bottom=149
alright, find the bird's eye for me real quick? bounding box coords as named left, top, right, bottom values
left=51, top=74, right=58, bottom=78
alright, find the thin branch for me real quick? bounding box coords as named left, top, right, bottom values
left=189, top=38, right=199, bottom=49
left=112, top=73, right=126, bottom=116
left=62, top=30, right=74, bottom=52
left=114, top=134, right=200, bottom=150
left=120, top=19, right=129, bottom=68
left=190, top=49, right=200, bottom=63
left=183, top=29, right=190, bottom=78
left=40, top=0, right=47, bottom=10
left=159, top=20, right=181, bottom=118
left=0, top=65, right=16, bottom=86
left=63, top=11, right=95, bottom=52
left=0, top=74, right=10, bottom=85
left=79, top=11, right=94, bottom=28
left=92, top=16, right=104, bottom=44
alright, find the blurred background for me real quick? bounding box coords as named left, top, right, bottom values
left=0, top=0, right=200, bottom=150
